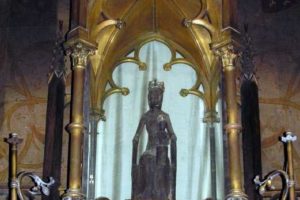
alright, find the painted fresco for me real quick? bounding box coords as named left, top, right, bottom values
left=240, top=1, right=300, bottom=191
left=0, top=0, right=71, bottom=192
left=257, top=52, right=300, bottom=187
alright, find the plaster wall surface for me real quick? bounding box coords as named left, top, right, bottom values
left=0, top=0, right=71, bottom=197
left=238, top=0, right=300, bottom=195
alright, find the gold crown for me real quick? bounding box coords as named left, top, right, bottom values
left=148, top=79, right=164, bottom=91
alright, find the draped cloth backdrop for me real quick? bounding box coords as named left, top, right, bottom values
left=95, top=41, right=224, bottom=200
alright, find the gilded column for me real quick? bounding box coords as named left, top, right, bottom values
left=281, top=132, right=297, bottom=200
left=216, top=45, right=248, bottom=200
left=63, top=42, right=94, bottom=200
left=83, top=110, right=102, bottom=200
left=6, top=133, right=23, bottom=200
left=204, top=110, right=220, bottom=199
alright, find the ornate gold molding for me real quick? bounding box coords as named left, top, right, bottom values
left=182, top=0, right=217, bottom=39
left=100, top=83, right=129, bottom=121
left=183, top=18, right=217, bottom=39
left=67, top=42, right=95, bottom=69
left=214, top=45, right=238, bottom=71
left=224, top=123, right=242, bottom=132
left=91, top=19, right=124, bottom=42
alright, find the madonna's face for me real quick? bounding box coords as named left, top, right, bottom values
left=148, top=88, right=163, bottom=109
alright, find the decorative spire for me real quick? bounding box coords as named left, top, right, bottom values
left=48, top=20, right=66, bottom=82
left=240, top=24, right=257, bottom=83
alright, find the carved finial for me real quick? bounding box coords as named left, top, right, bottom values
left=182, top=18, right=192, bottom=27
left=281, top=131, right=297, bottom=143
left=148, top=79, right=164, bottom=92
left=116, top=19, right=125, bottom=29
left=6, top=133, right=23, bottom=145
left=240, top=24, right=257, bottom=83
left=49, top=20, right=66, bottom=82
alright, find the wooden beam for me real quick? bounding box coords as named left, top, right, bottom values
left=70, top=0, right=88, bottom=29
left=241, top=80, right=262, bottom=200
left=222, top=0, right=238, bottom=29
left=42, top=75, right=65, bottom=200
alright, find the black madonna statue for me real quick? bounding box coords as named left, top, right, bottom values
left=132, top=79, right=177, bottom=200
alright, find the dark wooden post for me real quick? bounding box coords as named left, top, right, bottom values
left=241, top=80, right=262, bottom=200
left=240, top=25, right=262, bottom=200
left=42, top=21, right=66, bottom=200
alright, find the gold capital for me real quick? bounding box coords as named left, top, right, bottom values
left=215, top=45, right=238, bottom=71
left=68, top=42, right=95, bottom=69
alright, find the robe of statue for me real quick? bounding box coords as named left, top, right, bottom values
left=132, top=80, right=177, bottom=200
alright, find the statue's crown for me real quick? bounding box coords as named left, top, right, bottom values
left=148, top=79, right=164, bottom=91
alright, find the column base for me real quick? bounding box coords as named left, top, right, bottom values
left=226, top=190, right=248, bottom=200
left=62, top=189, right=85, bottom=200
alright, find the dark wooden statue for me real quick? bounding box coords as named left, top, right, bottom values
left=132, top=79, right=177, bottom=200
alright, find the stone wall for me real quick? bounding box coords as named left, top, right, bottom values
left=238, top=0, right=300, bottom=196
left=0, top=0, right=70, bottom=197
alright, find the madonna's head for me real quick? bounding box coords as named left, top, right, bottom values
left=148, top=79, right=164, bottom=109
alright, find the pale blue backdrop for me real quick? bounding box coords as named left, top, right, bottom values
left=95, top=41, right=224, bottom=200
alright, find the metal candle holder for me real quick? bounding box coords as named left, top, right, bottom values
left=254, top=132, right=297, bottom=200
left=6, top=133, right=55, bottom=200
